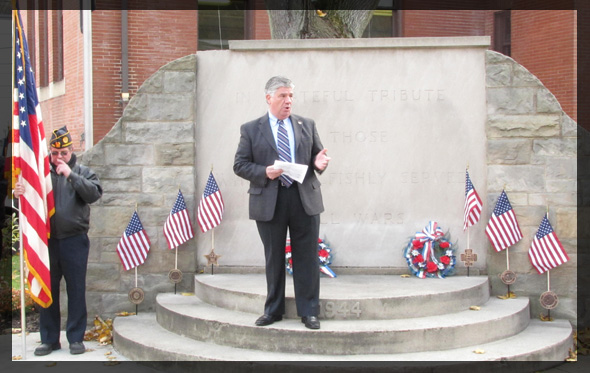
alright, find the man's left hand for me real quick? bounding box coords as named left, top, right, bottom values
left=314, top=148, right=331, bottom=171
left=55, top=159, right=72, bottom=178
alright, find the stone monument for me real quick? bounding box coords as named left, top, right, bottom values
left=195, top=37, right=489, bottom=272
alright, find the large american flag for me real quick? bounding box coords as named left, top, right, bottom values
left=164, top=189, right=194, bottom=249
left=485, top=190, right=523, bottom=252
left=463, top=170, right=482, bottom=230
left=197, top=172, right=224, bottom=233
left=528, top=215, right=569, bottom=274
left=117, top=211, right=151, bottom=271
left=13, top=9, right=55, bottom=308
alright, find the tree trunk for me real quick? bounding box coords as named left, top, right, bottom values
left=266, top=1, right=380, bottom=39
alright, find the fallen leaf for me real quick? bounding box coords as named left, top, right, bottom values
left=497, top=291, right=516, bottom=300
left=400, top=274, right=411, bottom=278
left=539, top=313, right=554, bottom=322
left=12, top=355, right=22, bottom=360
left=181, top=292, right=195, bottom=296
left=473, top=349, right=485, bottom=354
left=116, top=311, right=136, bottom=316
left=469, top=306, right=481, bottom=311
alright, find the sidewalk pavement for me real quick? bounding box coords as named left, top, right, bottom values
left=8, top=330, right=129, bottom=362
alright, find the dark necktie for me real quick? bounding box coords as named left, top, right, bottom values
left=277, top=120, right=293, bottom=187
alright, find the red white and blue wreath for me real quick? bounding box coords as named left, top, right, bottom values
left=286, top=238, right=337, bottom=278
left=404, top=221, right=456, bottom=279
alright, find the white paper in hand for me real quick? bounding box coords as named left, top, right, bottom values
left=273, top=161, right=308, bottom=184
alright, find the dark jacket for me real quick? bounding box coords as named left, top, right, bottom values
left=234, top=113, right=325, bottom=221
left=50, top=153, right=102, bottom=239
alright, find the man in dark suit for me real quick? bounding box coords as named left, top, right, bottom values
left=234, top=76, right=330, bottom=329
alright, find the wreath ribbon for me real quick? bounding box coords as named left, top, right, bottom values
left=415, top=221, right=444, bottom=276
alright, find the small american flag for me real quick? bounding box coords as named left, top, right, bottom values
left=197, top=172, right=224, bottom=233
left=13, top=8, right=55, bottom=308
left=164, top=190, right=194, bottom=249
left=117, top=211, right=151, bottom=271
left=485, top=190, right=523, bottom=252
left=463, top=170, right=482, bottom=231
left=528, top=215, right=569, bottom=274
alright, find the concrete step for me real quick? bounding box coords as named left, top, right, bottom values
left=194, top=274, right=491, bottom=320
left=113, top=312, right=573, bottom=365
left=155, top=292, right=531, bottom=355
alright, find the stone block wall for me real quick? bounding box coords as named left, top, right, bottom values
left=485, top=51, right=577, bottom=324
left=78, top=55, right=198, bottom=318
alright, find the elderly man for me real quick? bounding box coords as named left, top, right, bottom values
left=234, top=76, right=331, bottom=329
left=14, top=126, right=102, bottom=355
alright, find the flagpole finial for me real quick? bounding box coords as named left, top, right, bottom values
left=135, top=203, right=138, bottom=212
left=211, top=164, right=214, bottom=172
left=466, top=162, right=469, bottom=170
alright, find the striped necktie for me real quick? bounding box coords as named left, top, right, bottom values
left=277, top=120, right=293, bottom=187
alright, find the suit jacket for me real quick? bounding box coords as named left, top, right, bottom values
left=234, top=113, right=325, bottom=221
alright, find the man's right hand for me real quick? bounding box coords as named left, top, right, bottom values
left=266, top=165, right=283, bottom=180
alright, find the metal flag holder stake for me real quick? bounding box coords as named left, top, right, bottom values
left=461, top=248, right=477, bottom=277
left=128, top=266, right=145, bottom=314
left=127, top=203, right=144, bottom=313
left=539, top=208, right=558, bottom=320
left=462, top=217, right=478, bottom=277
left=499, top=247, right=517, bottom=297
left=204, top=228, right=222, bottom=275
left=168, top=244, right=183, bottom=294
left=497, top=183, right=516, bottom=299
left=540, top=270, right=558, bottom=320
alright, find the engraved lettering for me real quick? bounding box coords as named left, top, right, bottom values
left=319, top=301, right=363, bottom=319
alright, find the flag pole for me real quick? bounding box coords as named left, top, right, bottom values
left=211, top=228, right=215, bottom=275
left=18, top=200, right=27, bottom=359
left=13, top=7, right=28, bottom=359
left=467, top=224, right=470, bottom=277
left=174, top=248, right=178, bottom=294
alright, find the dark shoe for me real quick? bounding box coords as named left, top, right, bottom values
left=301, top=316, right=320, bottom=329
left=34, top=342, right=61, bottom=356
left=69, top=341, right=86, bottom=355
left=255, top=314, right=283, bottom=326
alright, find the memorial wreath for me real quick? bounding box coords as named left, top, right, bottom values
left=286, top=238, right=336, bottom=278
left=404, top=221, right=456, bottom=279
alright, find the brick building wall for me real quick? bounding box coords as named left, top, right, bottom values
left=402, top=10, right=487, bottom=37
left=510, top=10, right=577, bottom=122
left=29, top=10, right=86, bottom=150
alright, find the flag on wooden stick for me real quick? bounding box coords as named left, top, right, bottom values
left=485, top=190, right=523, bottom=252
left=13, top=8, right=55, bottom=308
left=528, top=214, right=569, bottom=274
left=117, top=211, right=151, bottom=271
left=463, top=169, right=482, bottom=230
left=163, top=189, right=194, bottom=249
left=197, top=172, right=224, bottom=233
